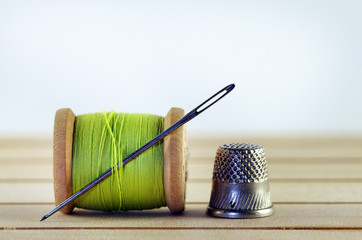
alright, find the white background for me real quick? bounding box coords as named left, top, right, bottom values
left=1, top=0, right=361, bottom=137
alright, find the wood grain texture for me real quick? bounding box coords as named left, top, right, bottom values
left=1, top=181, right=362, bottom=203
left=1, top=136, right=362, bottom=239
left=1, top=230, right=361, bottom=240
left=3, top=163, right=362, bottom=180
left=0, top=204, right=362, bottom=228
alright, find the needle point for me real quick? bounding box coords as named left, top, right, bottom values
left=40, top=215, right=48, bottom=222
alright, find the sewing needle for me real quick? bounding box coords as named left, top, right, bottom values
left=40, top=83, right=235, bottom=221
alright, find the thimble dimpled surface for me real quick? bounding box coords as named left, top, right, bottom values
left=213, top=143, right=268, bottom=184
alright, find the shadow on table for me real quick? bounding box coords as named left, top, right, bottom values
left=69, top=205, right=209, bottom=220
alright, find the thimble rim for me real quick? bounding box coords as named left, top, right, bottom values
left=206, top=205, right=274, bottom=219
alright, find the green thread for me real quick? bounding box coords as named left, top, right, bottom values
left=72, top=112, right=166, bottom=211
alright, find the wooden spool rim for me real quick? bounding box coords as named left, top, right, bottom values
left=53, top=108, right=76, bottom=213
left=53, top=108, right=186, bottom=214
left=163, top=107, right=186, bottom=213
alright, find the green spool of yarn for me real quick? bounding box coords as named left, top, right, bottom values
left=72, top=112, right=166, bottom=211
left=53, top=108, right=186, bottom=215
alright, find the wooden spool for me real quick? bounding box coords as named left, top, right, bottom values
left=53, top=108, right=187, bottom=214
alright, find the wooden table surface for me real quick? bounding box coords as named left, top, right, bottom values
left=0, top=136, right=361, bottom=239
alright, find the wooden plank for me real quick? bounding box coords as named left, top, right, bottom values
left=2, top=136, right=362, bottom=150
left=0, top=156, right=323, bottom=169
left=0, top=137, right=362, bottom=240
left=0, top=138, right=52, bottom=149
left=189, top=148, right=362, bottom=160
left=0, top=183, right=54, bottom=203
left=2, top=137, right=362, bottom=160
left=0, top=165, right=53, bottom=179
left=1, top=229, right=362, bottom=240
left=0, top=204, right=361, bottom=229
left=190, top=156, right=362, bottom=165
left=187, top=136, right=362, bottom=159
left=2, top=162, right=362, bottom=180
left=187, top=136, right=362, bottom=149
left=267, top=164, right=362, bottom=179
left=187, top=163, right=362, bottom=180
left=1, top=181, right=361, bottom=203
left=2, top=155, right=362, bottom=165
left=0, top=149, right=52, bottom=160
left=187, top=182, right=362, bottom=203
left=0, top=157, right=51, bottom=165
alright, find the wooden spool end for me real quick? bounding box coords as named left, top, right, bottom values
left=163, top=107, right=187, bottom=214
left=53, top=108, right=187, bottom=214
left=53, top=108, right=75, bottom=214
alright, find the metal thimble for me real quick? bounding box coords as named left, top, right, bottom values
left=207, top=143, right=274, bottom=218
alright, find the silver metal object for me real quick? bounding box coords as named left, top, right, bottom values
left=207, top=143, right=274, bottom=218
left=41, top=83, right=235, bottom=221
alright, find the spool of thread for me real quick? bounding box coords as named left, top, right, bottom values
left=53, top=108, right=187, bottom=214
